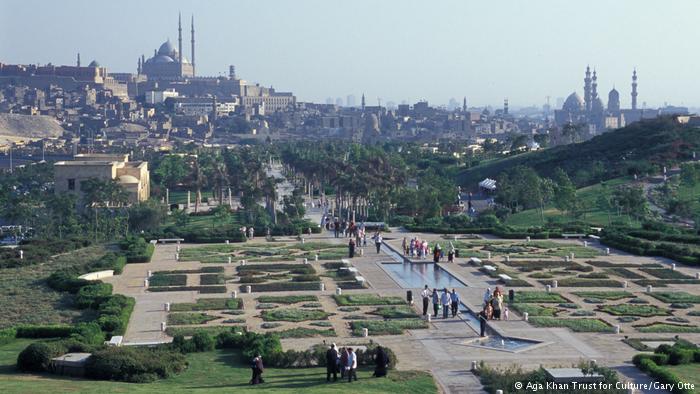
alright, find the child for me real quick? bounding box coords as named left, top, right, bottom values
left=503, top=306, right=509, bottom=321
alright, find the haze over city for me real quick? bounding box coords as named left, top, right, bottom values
left=2, top=0, right=700, bottom=108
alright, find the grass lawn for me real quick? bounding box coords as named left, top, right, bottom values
left=274, top=328, right=336, bottom=338
left=350, top=319, right=429, bottom=336
left=665, top=364, right=700, bottom=389
left=170, top=298, right=242, bottom=312
left=334, top=294, right=405, bottom=306
left=510, top=291, right=568, bottom=304
left=509, top=304, right=559, bottom=317
left=596, top=304, right=671, bottom=317
left=0, top=244, right=110, bottom=329
left=369, top=306, right=419, bottom=319
left=527, top=317, right=614, bottom=332
left=639, top=268, right=695, bottom=280
left=505, top=177, right=641, bottom=228
left=648, top=292, right=700, bottom=304
left=261, top=308, right=330, bottom=322
left=167, top=312, right=219, bottom=325
left=572, top=291, right=635, bottom=300
left=634, top=323, right=700, bottom=333
left=0, top=340, right=437, bottom=393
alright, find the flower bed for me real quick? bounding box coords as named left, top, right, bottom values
left=634, top=323, right=700, bottom=333
left=167, top=312, right=218, bottom=325
left=539, top=278, right=624, bottom=288
left=350, top=319, right=429, bottom=336
left=261, top=308, right=330, bottom=322
left=597, top=304, right=671, bottom=317
left=572, top=291, right=635, bottom=300
left=510, top=291, right=568, bottom=304
left=170, top=298, right=242, bottom=311
left=639, top=268, right=696, bottom=280
left=509, top=304, right=559, bottom=317
left=148, top=286, right=227, bottom=293
left=149, top=274, right=187, bottom=287
left=648, top=292, right=700, bottom=304
left=333, top=294, right=405, bottom=306
left=369, top=306, right=419, bottom=319
left=256, top=295, right=318, bottom=304
left=245, top=282, right=321, bottom=292
left=527, top=317, right=614, bottom=332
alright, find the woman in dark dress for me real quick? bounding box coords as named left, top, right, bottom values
left=348, top=238, right=356, bottom=258
left=373, top=346, right=388, bottom=377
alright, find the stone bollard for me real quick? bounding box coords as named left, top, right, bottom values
left=696, top=272, right=700, bottom=279
left=496, top=390, right=504, bottom=394
left=176, top=245, right=181, bottom=253
left=623, top=281, right=628, bottom=288
left=362, top=328, right=369, bottom=337
left=671, top=263, right=676, bottom=271
left=175, top=252, right=179, bottom=261
left=427, top=313, right=432, bottom=322
left=148, top=270, right=152, bottom=278
left=471, top=361, right=478, bottom=371
left=565, top=255, right=570, bottom=262
left=164, top=302, right=170, bottom=311
left=605, top=247, right=610, bottom=255
left=590, top=359, right=597, bottom=366
left=315, top=254, right=319, bottom=261
left=302, top=238, right=305, bottom=244
left=583, top=241, right=588, bottom=248
left=304, top=258, right=309, bottom=265
left=523, top=312, right=529, bottom=321
left=545, top=285, right=551, bottom=293
left=19, top=250, right=23, bottom=259
left=241, top=259, right=246, bottom=266
left=225, top=240, right=229, bottom=244
left=487, top=252, right=492, bottom=259
left=232, top=291, right=237, bottom=298
left=526, top=236, right=530, bottom=243
left=570, top=252, right=575, bottom=260
left=646, top=285, right=653, bottom=293
left=319, top=283, right=325, bottom=291
left=614, top=325, right=620, bottom=334
left=161, top=322, right=167, bottom=332
left=336, top=287, right=342, bottom=295
left=246, top=285, right=252, bottom=294
left=360, top=248, right=364, bottom=257
left=144, top=279, right=149, bottom=288
left=552, top=280, right=558, bottom=289
left=228, top=256, right=232, bottom=264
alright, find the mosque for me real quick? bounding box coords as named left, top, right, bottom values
left=555, top=67, right=643, bottom=131
left=138, top=13, right=195, bottom=80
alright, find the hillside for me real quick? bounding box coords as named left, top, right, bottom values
left=0, top=113, right=65, bottom=143
left=457, top=117, right=700, bottom=188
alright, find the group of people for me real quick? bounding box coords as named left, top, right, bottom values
left=420, top=286, right=461, bottom=319
left=401, top=238, right=456, bottom=263
left=348, top=231, right=383, bottom=258
left=240, top=226, right=255, bottom=239
left=325, top=344, right=389, bottom=383
left=475, top=287, right=509, bottom=337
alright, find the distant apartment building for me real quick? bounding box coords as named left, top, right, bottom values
left=54, top=154, right=150, bottom=206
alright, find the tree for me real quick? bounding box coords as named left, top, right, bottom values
left=128, top=200, right=167, bottom=232
left=613, top=185, right=648, bottom=223
left=155, top=155, right=189, bottom=189
left=551, top=168, right=577, bottom=217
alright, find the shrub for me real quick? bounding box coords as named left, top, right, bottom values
left=0, top=328, right=17, bottom=346
left=47, top=271, right=92, bottom=293
left=333, top=294, right=405, bottom=306
left=261, top=308, right=330, bottom=322
left=17, top=341, right=67, bottom=372
left=96, top=295, right=135, bottom=336
left=527, top=317, right=614, bottom=332
left=246, top=282, right=321, bottom=292
left=597, top=304, right=670, bottom=317
left=170, top=298, right=242, bottom=311
left=149, top=274, right=187, bottom=287
left=120, top=236, right=155, bottom=263
left=216, top=331, right=282, bottom=359
left=85, top=346, right=188, bottom=382
left=148, top=286, right=227, bottom=293
left=15, top=325, right=74, bottom=339
left=192, top=332, right=215, bottom=352
left=199, top=274, right=225, bottom=285
left=75, top=282, right=113, bottom=309
left=167, top=313, right=218, bottom=325
left=350, top=319, right=429, bottom=336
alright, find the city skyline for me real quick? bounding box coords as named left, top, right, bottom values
left=2, top=0, right=700, bottom=108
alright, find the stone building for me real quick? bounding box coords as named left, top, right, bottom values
left=54, top=153, right=150, bottom=206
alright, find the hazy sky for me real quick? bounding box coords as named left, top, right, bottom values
left=1, top=0, right=699, bottom=108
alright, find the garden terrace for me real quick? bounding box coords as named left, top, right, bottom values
left=170, top=298, right=243, bottom=312
left=604, top=267, right=646, bottom=279
left=178, top=242, right=347, bottom=264
left=333, top=294, right=405, bottom=306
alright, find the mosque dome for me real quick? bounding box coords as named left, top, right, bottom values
left=118, top=175, right=139, bottom=184
left=158, top=40, right=176, bottom=56
left=608, top=88, right=619, bottom=101
left=608, top=87, right=621, bottom=112
left=562, top=92, right=583, bottom=112
left=592, top=97, right=605, bottom=113
left=152, top=55, right=175, bottom=63
left=87, top=60, right=100, bottom=67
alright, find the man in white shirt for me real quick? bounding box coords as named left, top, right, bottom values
left=420, top=285, right=431, bottom=316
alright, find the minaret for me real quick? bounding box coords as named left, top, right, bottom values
left=191, top=15, right=196, bottom=76
left=584, top=65, right=592, bottom=113
left=77, top=53, right=81, bottom=67
left=504, top=98, right=509, bottom=115
left=462, top=97, right=467, bottom=112
left=178, top=12, right=183, bottom=73
left=631, top=69, right=638, bottom=110
left=137, top=58, right=141, bottom=75
left=591, top=69, right=598, bottom=101
left=361, top=93, right=365, bottom=111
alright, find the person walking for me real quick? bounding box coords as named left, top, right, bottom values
left=401, top=237, right=407, bottom=256
left=478, top=307, right=488, bottom=337
left=346, top=347, right=357, bottom=382
left=441, top=288, right=450, bottom=319
left=326, top=343, right=338, bottom=382
left=433, top=245, right=440, bottom=263
left=483, top=288, right=492, bottom=307
left=250, top=353, right=264, bottom=385
left=339, top=347, right=348, bottom=379
left=431, top=288, right=439, bottom=318
left=373, top=346, right=388, bottom=377
left=420, top=285, right=431, bottom=316
left=374, top=232, right=382, bottom=254
left=447, top=248, right=455, bottom=263
left=450, top=289, right=460, bottom=317
left=348, top=238, right=356, bottom=258
left=334, top=219, right=340, bottom=238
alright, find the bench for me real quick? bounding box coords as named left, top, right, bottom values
left=468, top=257, right=482, bottom=265
left=498, top=274, right=513, bottom=281
left=355, top=276, right=366, bottom=283
left=561, top=233, right=585, bottom=239
left=482, top=265, right=497, bottom=272
left=340, top=259, right=350, bottom=266
left=104, top=336, right=123, bottom=347
left=158, top=238, right=184, bottom=244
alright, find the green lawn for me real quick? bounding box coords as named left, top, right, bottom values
left=505, top=177, right=642, bottom=228
left=665, top=364, right=700, bottom=389
left=0, top=340, right=437, bottom=393
left=167, top=190, right=214, bottom=204
left=0, top=244, right=110, bottom=329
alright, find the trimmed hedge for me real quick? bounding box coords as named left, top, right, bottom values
left=17, top=342, right=67, bottom=372
left=119, top=236, right=155, bottom=263
left=0, top=236, right=92, bottom=269
left=96, top=295, right=135, bottom=336
left=148, top=286, right=227, bottom=293
left=246, top=282, right=321, bottom=292
left=633, top=342, right=699, bottom=394
left=75, top=283, right=113, bottom=309
left=149, top=274, right=187, bottom=287
left=85, top=346, right=188, bottom=383
left=15, top=325, right=74, bottom=339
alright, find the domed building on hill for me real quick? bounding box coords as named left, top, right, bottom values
left=140, top=13, right=195, bottom=80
